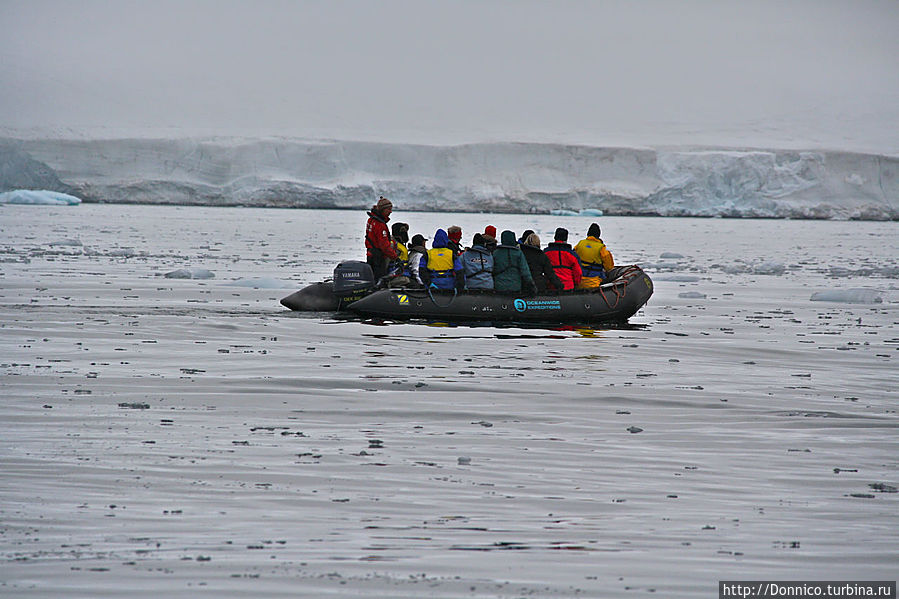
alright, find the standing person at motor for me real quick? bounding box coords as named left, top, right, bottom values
left=405, top=234, right=427, bottom=287
left=365, top=196, right=398, bottom=280
left=461, top=233, right=494, bottom=290
left=493, top=230, right=537, bottom=295
left=420, top=229, right=464, bottom=291
left=520, top=233, right=563, bottom=293
left=574, top=223, right=614, bottom=288
left=544, top=227, right=582, bottom=291
left=447, top=226, right=464, bottom=257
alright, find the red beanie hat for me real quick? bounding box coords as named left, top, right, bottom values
left=484, top=225, right=497, bottom=238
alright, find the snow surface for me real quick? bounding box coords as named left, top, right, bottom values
left=0, top=189, right=81, bottom=205
left=1, top=138, right=897, bottom=219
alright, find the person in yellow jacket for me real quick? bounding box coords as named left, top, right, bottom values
left=420, top=228, right=464, bottom=290
left=391, top=222, right=410, bottom=263
left=384, top=222, right=410, bottom=283
left=574, top=223, right=614, bottom=288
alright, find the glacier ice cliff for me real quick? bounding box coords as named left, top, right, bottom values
left=1, top=137, right=896, bottom=220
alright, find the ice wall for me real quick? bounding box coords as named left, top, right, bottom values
left=1, top=137, right=896, bottom=219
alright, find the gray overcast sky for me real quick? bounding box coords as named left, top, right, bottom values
left=2, top=0, right=897, bottom=151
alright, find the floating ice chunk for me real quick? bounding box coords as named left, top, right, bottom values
left=108, top=248, right=136, bottom=257
left=0, top=189, right=82, bottom=205
left=48, top=238, right=83, bottom=247
left=226, top=277, right=292, bottom=289
left=722, top=264, right=750, bottom=274
left=810, top=288, right=883, bottom=304
left=164, top=268, right=215, bottom=279
left=830, top=266, right=899, bottom=279
left=643, top=261, right=683, bottom=271
left=678, top=292, right=707, bottom=299
left=653, top=274, right=700, bottom=282
left=550, top=208, right=605, bottom=217
left=660, top=252, right=685, bottom=259
left=752, top=261, right=786, bottom=275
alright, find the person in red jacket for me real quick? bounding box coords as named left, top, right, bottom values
left=544, top=227, right=582, bottom=291
left=365, top=196, right=398, bottom=280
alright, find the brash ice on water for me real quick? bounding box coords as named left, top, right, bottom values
left=0, top=205, right=896, bottom=598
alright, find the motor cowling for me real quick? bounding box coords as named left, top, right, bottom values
left=333, top=260, right=375, bottom=303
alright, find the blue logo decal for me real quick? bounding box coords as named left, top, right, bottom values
left=514, top=299, right=526, bottom=312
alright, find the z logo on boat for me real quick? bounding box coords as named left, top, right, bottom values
left=397, top=294, right=409, bottom=305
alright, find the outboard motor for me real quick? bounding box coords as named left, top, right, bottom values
left=332, top=260, right=375, bottom=305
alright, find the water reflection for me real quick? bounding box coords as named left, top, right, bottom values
left=330, top=313, right=646, bottom=337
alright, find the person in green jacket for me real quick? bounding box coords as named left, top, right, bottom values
left=492, top=230, right=537, bottom=295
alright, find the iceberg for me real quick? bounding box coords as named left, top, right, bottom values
left=0, top=189, right=81, bottom=205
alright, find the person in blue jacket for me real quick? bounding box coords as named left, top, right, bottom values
left=420, top=228, right=465, bottom=290
left=461, top=233, right=494, bottom=290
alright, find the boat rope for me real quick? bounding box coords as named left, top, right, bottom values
left=598, top=284, right=623, bottom=309
left=427, top=286, right=457, bottom=308
left=597, top=266, right=637, bottom=309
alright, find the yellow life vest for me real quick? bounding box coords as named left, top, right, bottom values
left=427, top=247, right=455, bottom=275
left=396, top=241, right=408, bottom=263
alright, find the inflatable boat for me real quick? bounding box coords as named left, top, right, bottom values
left=280, top=261, right=653, bottom=323
left=279, top=261, right=380, bottom=312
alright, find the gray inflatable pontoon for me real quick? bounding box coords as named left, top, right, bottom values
left=281, top=264, right=652, bottom=323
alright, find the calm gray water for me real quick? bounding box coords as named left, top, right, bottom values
left=1, top=205, right=897, bottom=598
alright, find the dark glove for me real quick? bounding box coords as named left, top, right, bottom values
left=454, top=271, right=465, bottom=291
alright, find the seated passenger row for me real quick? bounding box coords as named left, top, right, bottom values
left=363, top=196, right=615, bottom=293
left=418, top=225, right=615, bottom=293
